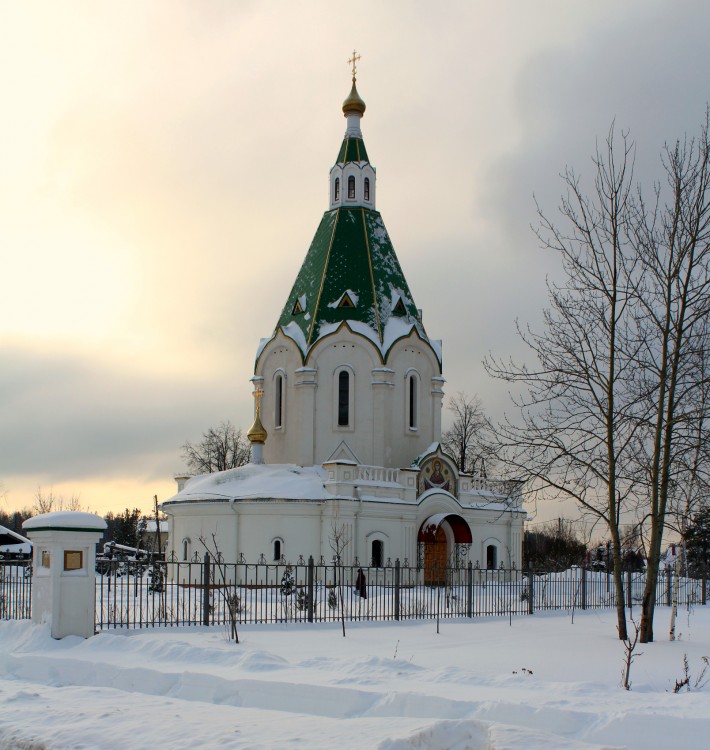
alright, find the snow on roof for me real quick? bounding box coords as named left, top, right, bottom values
left=143, top=520, right=169, bottom=534
left=23, top=511, right=107, bottom=531
left=163, top=463, right=335, bottom=505
left=327, top=289, right=359, bottom=308
left=0, top=525, right=32, bottom=552
left=410, top=442, right=441, bottom=467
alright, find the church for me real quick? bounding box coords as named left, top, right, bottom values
left=162, top=61, right=525, bottom=576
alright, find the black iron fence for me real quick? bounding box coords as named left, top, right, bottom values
left=94, top=558, right=709, bottom=630
left=0, top=561, right=32, bottom=620
left=3, top=558, right=707, bottom=630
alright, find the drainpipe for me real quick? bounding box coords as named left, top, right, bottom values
left=229, top=498, right=239, bottom=559
left=353, top=485, right=362, bottom=564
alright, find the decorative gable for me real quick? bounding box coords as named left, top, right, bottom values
left=325, top=440, right=361, bottom=464
left=417, top=451, right=459, bottom=497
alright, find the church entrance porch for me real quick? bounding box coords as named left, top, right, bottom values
left=417, top=513, right=472, bottom=586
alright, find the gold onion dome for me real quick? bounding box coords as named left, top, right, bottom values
left=342, top=78, right=366, bottom=116
left=247, top=412, right=267, bottom=444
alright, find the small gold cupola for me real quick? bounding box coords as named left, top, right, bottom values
left=342, top=79, right=366, bottom=116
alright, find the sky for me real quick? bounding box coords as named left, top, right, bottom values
left=3, top=608, right=710, bottom=748
left=1, top=0, right=709, bottom=518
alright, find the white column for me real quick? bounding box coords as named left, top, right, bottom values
left=23, top=512, right=107, bottom=639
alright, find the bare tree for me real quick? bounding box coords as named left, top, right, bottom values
left=440, top=392, right=494, bottom=474
left=628, top=115, right=710, bottom=642
left=200, top=533, right=240, bottom=643
left=485, top=125, right=641, bottom=640
left=181, top=421, right=251, bottom=474
left=487, top=114, right=710, bottom=642
left=329, top=522, right=349, bottom=637
left=34, top=487, right=84, bottom=514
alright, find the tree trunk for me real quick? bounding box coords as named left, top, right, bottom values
left=610, top=524, right=627, bottom=640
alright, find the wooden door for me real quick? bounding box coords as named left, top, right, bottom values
left=423, top=525, right=447, bottom=586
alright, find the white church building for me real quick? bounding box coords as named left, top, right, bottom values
left=162, top=67, right=525, bottom=578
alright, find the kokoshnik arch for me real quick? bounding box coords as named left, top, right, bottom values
left=162, top=58, right=525, bottom=576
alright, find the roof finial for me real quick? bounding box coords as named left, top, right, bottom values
left=348, top=49, right=361, bottom=80
left=342, top=51, right=366, bottom=117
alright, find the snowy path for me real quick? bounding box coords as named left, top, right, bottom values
left=2, top=611, right=709, bottom=749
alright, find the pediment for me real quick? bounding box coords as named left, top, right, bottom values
left=325, top=440, right=361, bottom=464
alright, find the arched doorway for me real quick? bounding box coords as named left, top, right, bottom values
left=417, top=514, right=472, bottom=585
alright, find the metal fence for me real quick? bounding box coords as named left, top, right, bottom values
left=94, top=558, right=708, bottom=630
left=3, top=558, right=706, bottom=630
left=0, top=561, right=32, bottom=620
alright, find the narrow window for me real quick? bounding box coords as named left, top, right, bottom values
left=338, top=370, right=350, bottom=426
left=275, top=374, right=283, bottom=428
left=371, top=540, right=383, bottom=568
left=486, top=545, right=497, bottom=570
left=274, top=540, right=282, bottom=561
left=348, top=175, right=355, bottom=199
left=334, top=177, right=340, bottom=201
left=364, top=177, right=370, bottom=201
left=408, top=374, right=418, bottom=429
left=182, top=538, right=190, bottom=562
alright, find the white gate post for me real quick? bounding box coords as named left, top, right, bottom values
left=23, top=512, right=107, bottom=639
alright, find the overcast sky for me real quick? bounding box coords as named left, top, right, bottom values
left=1, top=0, right=708, bottom=518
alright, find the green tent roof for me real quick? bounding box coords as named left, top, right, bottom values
left=336, top=136, right=369, bottom=164
left=266, top=207, right=441, bottom=367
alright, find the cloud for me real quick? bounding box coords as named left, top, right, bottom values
left=0, top=344, right=238, bottom=481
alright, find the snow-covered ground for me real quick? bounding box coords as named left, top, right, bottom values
left=1, top=609, right=709, bottom=749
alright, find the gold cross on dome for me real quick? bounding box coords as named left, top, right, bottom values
left=348, top=50, right=361, bottom=79
left=253, top=386, right=264, bottom=416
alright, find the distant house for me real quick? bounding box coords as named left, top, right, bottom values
left=139, top=519, right=169, bottom=556
left=661, top=543, right=680, bottom=567
left=0, top=525, right=32, bottom=560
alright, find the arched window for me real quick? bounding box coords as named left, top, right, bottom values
left=371, top=539, right=384, bottom=568
left=348, top=175, right=356, bottom=199
left=338, top=370, right=350, bottom=426
left=486, top=545, right=497, bottom=570
left=364, top=177, right=370, bottom=201
left=275, top=374, right=283, bottom=428
left=408, top=373, right=418, bottom=430
left=334, top=177, right=340, bottom=201
left=182, top=537, right=191, bottom=562
left=273, top=539, right=282, bottom=561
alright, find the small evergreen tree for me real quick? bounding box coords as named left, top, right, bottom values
left=280, top=566, right=295, bottom=597
left=683, top=507, right=710, bottom=578
left=103, top=508, right=143, bottom=548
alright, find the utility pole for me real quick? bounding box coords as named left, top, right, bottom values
left=154, top=495, right=162, bottom=558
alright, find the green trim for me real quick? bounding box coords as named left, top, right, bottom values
left=24, top=526, right=105, bottom=533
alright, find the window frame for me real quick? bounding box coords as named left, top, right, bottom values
left=274, top=371, right=285, bottom=429
left=405, top=369, right=420, bottom=432
left=273, top=538, right=284, bottom=562
left=334, top=366, right=355, bottom=430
